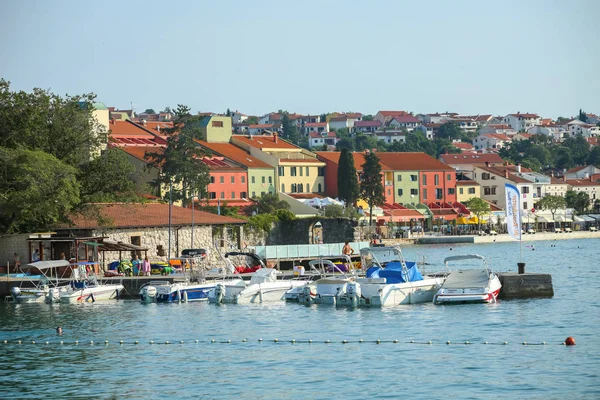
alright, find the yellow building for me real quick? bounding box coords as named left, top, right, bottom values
left=231, top=133, right=326, bottom=194
left=456, top=180, right=481, bottom=203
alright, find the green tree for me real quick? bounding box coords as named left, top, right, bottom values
left=78, top=148, right=140, bottom=202
left=588, top=146, right=600, bottom=167
left=565, top=190, right=589, bottom=215
left=280, top=111, right=300, bottom=144
left=0, top=79, right=106, bottom=167
left=464, top=197, right=491, bottom=231
left=323, top=204, right=360, bottom=219
left=147, top=105, right=210, bottom=206
left=226, top=108, right=232, bottom=116
left=337, top=148, right=359, bottom=206
left=362, top=115, right=374, bottom=121
left=144, top=108, right=156, bottom=114
left=536, top=195, right=567, bottom=222
left=248, top=192, right=290, bottom=215
left=360, top=151, right=385, bottom=226
left=0, top=148, right=80, bottom=233
left=336, top=137, right=354, bottom=151
left=578, top=109, right=588, bottom=123
left=246, top=116, right=258, bottom=125
left=436, top=122, right=462, bottom=141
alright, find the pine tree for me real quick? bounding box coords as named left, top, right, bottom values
left=337, top=148, right=359, bottom=206
left=360, top=151, right=385, bottom=226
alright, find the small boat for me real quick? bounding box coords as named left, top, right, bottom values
left=335, top=246, right=445, bottom=307
left=295, top=256, right=356, bottom=305
left=209, top=268, right=308, bottom=304
left=59, top=262, right=124, bottom=303
left=139, top=251, right=260, bottom=303
left=432, top=254, right=502, bottom=305
left=10, top=260, right=72, bottom=304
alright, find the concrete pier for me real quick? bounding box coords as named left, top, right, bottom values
left=497, top=273, right=554, bottom=299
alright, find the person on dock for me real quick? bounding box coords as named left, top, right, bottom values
left=13, top=253, right=21, bottom=272
left=142, top=256, right=151, bottom=276
left=132, top=254, right=141, bottom=276
left=342, top=241, right=355, bottom=256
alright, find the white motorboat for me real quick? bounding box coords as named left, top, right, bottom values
left=10, top=260, right=72, bottom=304
left=295, top=256, right=356, bottom=305
left=209, top=268, right=307, bottom=304
left=59, top=263, right=124, bottom=303
left=140, top=278, right=245, bottom=303
left=433, top=254, right=502, bottom=305
left=335, top=246, right=445, bottom=307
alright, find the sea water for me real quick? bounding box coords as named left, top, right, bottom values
left=1, top=238, right=599, bottom=399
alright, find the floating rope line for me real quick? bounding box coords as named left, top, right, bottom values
left=1, top=338, right=572, bottom=346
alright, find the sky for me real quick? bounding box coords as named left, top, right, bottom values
left=1, top=0, right=599, bottom=119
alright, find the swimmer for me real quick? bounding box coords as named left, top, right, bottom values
left=56, top=326, right=63, bottom=335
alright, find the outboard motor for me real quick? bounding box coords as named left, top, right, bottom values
left=214, top=283, right=226, bottom=304
left=301, top=285, right=315, bottom=305
left=10, top=287, right=21, bottom=302
left=346, top=282, right=361, bottom=308
left=140, top=286, right=157, bottom=303
left=47, top=288, right=57, bottom=304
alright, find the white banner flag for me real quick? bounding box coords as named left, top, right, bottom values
left=505, top=183, right=522, bottom=241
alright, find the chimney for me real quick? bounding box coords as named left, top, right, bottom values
left=273, top=131, right=278, bottom=143
left=110, top=118, right=115, bottom=124
left=590, top=174, right=593, bottom=182
left=485, top=161, right=490, bottom=167
left=504, top=169, right=509, bottom=179
left=516, top=164, right=521, bottom=173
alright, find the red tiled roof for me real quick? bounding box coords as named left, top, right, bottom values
left=200, top=157, right=245, bottom=171
left=452, top=142, right=474, bottom=150
left=391, top=115, right=420, bottom=124
left=109, top=120, right=155, bottom=139
left=316, top=151, right=390, bottom=171
left=376, top=152, right=454, bottom=171
left=566, top=166, right=588, bottom=173
left=278, top=158, right=323, bottom=163
left=509, top=113, right=539, bottom=118
left=119, top=146, right=163, bottom=163
left=476, top=165, right=533, bottom=184
left=482, top=133, right=512, bottom=141
left=484, top=124, right=513, bottom=130
left=249, top=124, right=277, bottom=129
left=195, top=140, right=273, bottom=169
left=378, top=111, right=410, bottom=117
left=439, top=153, right=503, bottom=165
left=309, top=131, right=337, bottom=138
left=66, top=203, right=246, bottom=229
left=345, top=113, right=363, bottom=119
left=566, top=179, right=600, bottom=187
left=305, top=122, right=327, bottom=127
left=456, top=180, right=480, bottom=186
left=232, top=135, right=299, bottom=150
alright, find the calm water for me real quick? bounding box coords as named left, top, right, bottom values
left=1, top=238, right=599, bottom=399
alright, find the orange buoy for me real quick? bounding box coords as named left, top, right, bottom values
left=565, top=336, right=576, bottom=346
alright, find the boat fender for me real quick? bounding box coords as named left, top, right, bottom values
left=183, top=291, right=188, bottom=302
left=10, top=287, right=21, bottom=298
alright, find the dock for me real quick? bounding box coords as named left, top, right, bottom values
left=497, top=272, right=554, bottom=299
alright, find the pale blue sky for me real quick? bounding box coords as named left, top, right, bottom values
left=1, top=0, right=598, bottom=118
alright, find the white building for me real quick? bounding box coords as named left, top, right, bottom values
left=388, top=115, right=421, bottom=131
left=527, top=125, right=567, bottom=141
left=472, top=133, right=512, bottom=150
left=503, top=113, right=541, bottom=132
left=308, top=131, right=338, bottom=148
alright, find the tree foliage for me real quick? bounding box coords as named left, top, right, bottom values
left=536, top=195, right=566, bottom=219
left=337, top=148, right=359, bottom=206
left=78, top=148, right=139, bottom=202
left=565, top=190, right=589, bottom=214
left=280, top=110, right=300, bottom=145
left=147, top=105, right=210, bottom=206
left=323, top=204, right=360, bottom=219
left=464, top=197, right=491, bottom=230
left=247, top=192, right=290, bottom=215
left=144, top=108, right=156, bottom=114
left=360, top=151, right=385, bottom=226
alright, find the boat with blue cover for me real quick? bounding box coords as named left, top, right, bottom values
left=335, top=246, right=445, bottom=307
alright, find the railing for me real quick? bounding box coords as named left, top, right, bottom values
left=253, top=242, right=371, bottom=260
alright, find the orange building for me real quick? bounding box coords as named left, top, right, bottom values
left=202, top=157, right=250, bottom=206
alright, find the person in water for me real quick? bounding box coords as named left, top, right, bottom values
left=56, top=326, right=63, bottom=335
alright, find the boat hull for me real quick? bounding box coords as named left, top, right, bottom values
left=59, top=284, right=124, bottom=303
left=336, top=277, right=445, bottom=307
left=213, top=281, right=307, bottom=304
left=143, top=279, right=245, bottom=303
left=433, top=274, right=502, bottom=305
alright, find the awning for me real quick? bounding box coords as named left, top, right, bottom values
left=97, top=239, right=149, bottom=252
left=554, top=215, right=567, bottom=222
left=579, top=215, right=597, bottom=222
left=21, top=260, right=71, bottom=270
left=573, top=215, right=586, bottom=222
left=535, top=216, right=552, bottom=223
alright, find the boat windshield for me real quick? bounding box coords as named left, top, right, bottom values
left=360, top=247, right=404, bottom=269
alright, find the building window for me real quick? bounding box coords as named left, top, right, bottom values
left=261, top=191, right=265, bottom=196
left=397, top=175, right=402, bottom=182
left=299, top=184, right=304, bottom=193
left=212, top=120, right=223, bottom=127
left=387, top=189, right=391, bottom=196
left=278, top=166, right=285, bottom=176
left=251, top=176, right=255, bottom=184
left=300, top=167, right=303, bottom=176
left=268, top=176, right=272, bottom=184
left=306, top=184, right=310, bottom=192
left=231, top=192, right=235, bottom=199
left=484, top=187, right=491, bottom=195
left=318, top=183, right=322, bottom=192
left=262, top=176, right=265, bottom=184
left=210, top=176, right=215, bottom=184
left=291, top=167, right=297, bottom=176
left=318, top=167, right=325, bottom=176
left=410, top=188, right=418, bottom=196
left=422, top=175, right=427, bottom=185
left=252, top=191, right=256, bottom=198
left=231, top=176, right=235, bottom=184
left=241, top=192, right=247, bottom=199
left=397, top=189, right=403, bottom=196
left=241, top=176, right=245, bottom=184
left=220, top=176, right=224, bottom=184
left=522, top=186, right=530, bottom=194
left=436, top=188, right=443, bottom=200
left=281, top=184, right=285, bottom=192
left=448, top=188, right=455, bottom=195
left=459, top=188, right=464, bottom=194
left=434, top=175, right=439, bottom=185
left=447, top=174, right=452, bottom=181
left=291, top=184, right=297, bottom=193
left=209, top=192, right=216, bottom=199
left=410, top=174, right=417, bottom=182
left=468, top=188, right=476, bottom=194
left=523, top=201, right=528, bottom=210
left=481, top=173, right=490, bottom=180
left=220, top=192, right=225, bottom=199
left=306, top=167, right=309, bottom=176
left=491, top=186, right=497, bottom=195
left=423, top=188, right=427, bottom=200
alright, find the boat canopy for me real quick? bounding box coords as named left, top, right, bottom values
left=443, top=254, right=486, bottom=264
left=366, top=261, right=423, bottom=284
left=21, top=260, right=71, bottom=271
left=225, top=252, right=265, bottom=266
left=249, top=268, right=280, bottom=284
left=441, top=269, right=491, bottom=289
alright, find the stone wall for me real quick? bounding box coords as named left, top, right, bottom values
left=0, top=233, right=30, bottom=272
left=255, top=217, right=355, bottom=246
